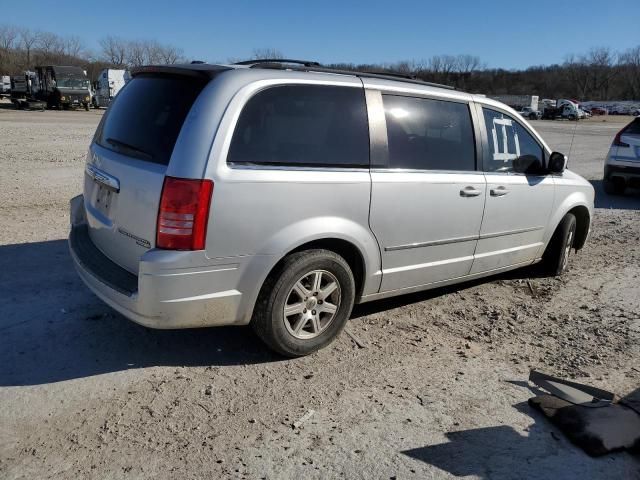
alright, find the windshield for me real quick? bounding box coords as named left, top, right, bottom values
left=56, top=76, right=90, bottom=89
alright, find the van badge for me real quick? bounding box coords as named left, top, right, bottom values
left=117, top=228, right=151, bottom=249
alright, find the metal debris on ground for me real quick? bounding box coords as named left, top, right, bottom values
left=528, top=370, right=640, bottom=456
left=344, top=328, right=367, bottom=349
left=292, top=409, right=315, bottom=430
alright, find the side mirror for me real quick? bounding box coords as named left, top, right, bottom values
left=513, top=155, right=544, bottom=174
left=548, top=152, right=567, bottom=174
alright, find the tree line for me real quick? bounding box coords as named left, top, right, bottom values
left=1, top=24, right=638, bottom=100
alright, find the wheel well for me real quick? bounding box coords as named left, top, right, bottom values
left=568, top=206, right=590, bottom=250
left=287, top=239, right=366, bottom=299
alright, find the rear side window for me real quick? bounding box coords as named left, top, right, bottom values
left=227, top=85, right=369, bottom=168
left=382, top=95, right=476, bottom=171
left=482, top=108, right=543, bottom=173
left=94, top=75, right=207, bottom=165
left=624, top=118, right=640, bottom=135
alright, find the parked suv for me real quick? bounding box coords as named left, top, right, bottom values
left=69, top=61, right=594, bottom=356
left=603, top=117, right=640, bottom=194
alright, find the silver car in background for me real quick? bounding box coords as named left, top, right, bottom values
left=69, top=61, right=594, bottom=356
left=603, top=117, right=640, bottom=194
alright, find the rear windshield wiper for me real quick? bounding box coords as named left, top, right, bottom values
left=105, top=138, right=153, bottom=161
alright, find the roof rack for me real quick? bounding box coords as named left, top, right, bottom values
left=241, top=62, right=455, bottom=90
left=234, top=59, right=321, bottom=67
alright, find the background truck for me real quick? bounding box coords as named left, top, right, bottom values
left=9, top=71, right=45, bottom=110
left=489, top=94, right=539, bottom=111
left=92, top=68, right=129, bottom=108
left=541, top=99, right=584, bottom=120
left=1, top=75, right=11, bottom=96
left=34, top=66, right=92, bottom=110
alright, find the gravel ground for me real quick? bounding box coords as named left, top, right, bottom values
left=1, top=101, right=639, bottom=479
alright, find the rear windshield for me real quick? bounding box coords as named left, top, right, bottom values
left=624, top=118, right=640, bottom=135
left=94, top=74, right=207, bottom=165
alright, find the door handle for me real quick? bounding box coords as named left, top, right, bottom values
left=490, top=186, right=510, bottom=197
left=460, top=186, right=482, bottom=197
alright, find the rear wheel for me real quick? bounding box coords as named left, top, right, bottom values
left=603, top=177, right=625, bottom=195
left=542, top=213, right=577, bottom=276
left=251, top=249, right=355, bottom=357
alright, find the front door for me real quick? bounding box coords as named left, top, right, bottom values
left=471, top=106, right=554, bottom=274
left=367, top=91, right=486, bottom=293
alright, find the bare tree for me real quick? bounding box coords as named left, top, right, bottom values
left=64, top=35, right=84, bottom=58
left=619, top=45, right=640, bottom=99
left=37, top=31, right=66, bottom=59
left=19, top=27, right=40, bottom=67
left=159, top=44, right=183, bottom=64
left=251, top=48, right=283, bottom=60
left=0, top=24, right=18, bottom=51
left=99, top=35, right=127, bottom=65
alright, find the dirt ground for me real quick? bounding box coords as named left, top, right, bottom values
left=1, top=100, right=639, bottom=479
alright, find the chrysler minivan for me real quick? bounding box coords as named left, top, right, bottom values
left=69, top=61, right=594, bottom=356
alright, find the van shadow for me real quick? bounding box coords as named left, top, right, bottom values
left=590, top=180, right=640, bottom=211
left=0, top=239, right=280, bottom=387
left=402, top=391, right=640, bottom=479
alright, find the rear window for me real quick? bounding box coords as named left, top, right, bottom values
left=624, top=118, right=640, bottom=135
left=227, top=85, right=369, bottom=168
left=94, top=75, right=206, bottom=165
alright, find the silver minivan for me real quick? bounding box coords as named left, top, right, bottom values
left=69, top=61, right=594, bottom=356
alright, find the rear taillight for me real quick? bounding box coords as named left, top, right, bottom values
left=156, top=177, right=213, bottom=250
left=613, top=127, right=630, bottom=147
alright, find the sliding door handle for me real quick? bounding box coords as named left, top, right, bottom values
left=460, top=186, right=482, bottom=197
left=490, top=186, right=510, bottom=197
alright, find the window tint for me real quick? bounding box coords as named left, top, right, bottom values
left=382, top=95, right=476, bottom=171
left=95, top=75, right=207, bottom=165
left=482, top=108, right=543, bottom=173
left=227, top=85, right=369, bottom=168
left=624, top=118, right=640, bottom=135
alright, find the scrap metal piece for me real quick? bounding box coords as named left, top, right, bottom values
left=529, top=370, right=616, bottom=408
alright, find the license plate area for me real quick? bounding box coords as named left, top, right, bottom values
left=95, top=184, right=114, bottom=216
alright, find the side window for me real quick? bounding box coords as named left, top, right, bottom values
left=482, top=108, right=543, bottom=173
left=382, top=94, right=476, bottom=171
left=227, top=85, right=369, bottom=168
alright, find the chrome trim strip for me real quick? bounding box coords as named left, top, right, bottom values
left=385, top=235, right=477, bottom=251
left=85, top=164, right=120, bottom=192
left=385, top=226, right=544, bottom=251
left=479, top=226, right=544, bottom=240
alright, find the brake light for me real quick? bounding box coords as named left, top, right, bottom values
left=156, top=177, right=213, bottom=250
left=613, top=127, right=630, bottom=147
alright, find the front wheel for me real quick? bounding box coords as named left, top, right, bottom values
left=251, top=249, right=355, bottom=357
left=542, top=213, right=577, bottom=276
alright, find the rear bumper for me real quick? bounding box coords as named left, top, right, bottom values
left=68, top=195, right=246, bottom=329
left=605, top=164, right=640, bottom=185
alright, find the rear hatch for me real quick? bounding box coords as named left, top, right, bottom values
left=84, top=72, right=209, bottom=274
left=619, top=118, right=640, bottom=162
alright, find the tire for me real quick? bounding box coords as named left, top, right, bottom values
left=603, top=177, right=625, bottom=195
left=542, top=213, right=577, bottom=276
left=251, top=249, right=356, bottom=357
left=529, top=113, right=536, bottom=120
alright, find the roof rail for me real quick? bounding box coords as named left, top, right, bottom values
left=234, top=59, right=321, bottom=67
left=249, top=63, right=455, bottom=90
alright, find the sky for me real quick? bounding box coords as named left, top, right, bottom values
left=3, top=0, right=639, bottom=69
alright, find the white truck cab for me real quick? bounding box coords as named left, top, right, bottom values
left=92, top=69, right=129, bottom=108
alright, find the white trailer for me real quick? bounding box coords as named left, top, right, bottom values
left=1, top=75, right=11, bottom=95
left=489, top=95, right=539, bottom=111
left=92, top=69, right=129, bottom=108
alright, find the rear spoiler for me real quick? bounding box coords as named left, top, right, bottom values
left=130, top=64, right=230, bottom=80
